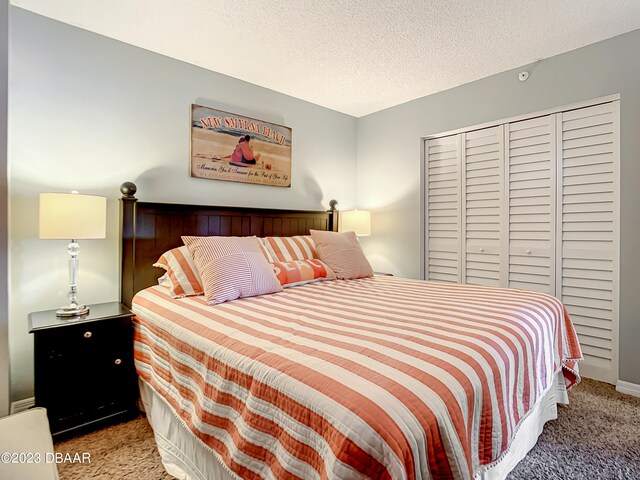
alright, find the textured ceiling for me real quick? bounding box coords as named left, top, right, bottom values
left=12, top=0, right=640, bottom=117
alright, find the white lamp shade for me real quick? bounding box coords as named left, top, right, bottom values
left=39, top=193, right=107, bottom=239
left=340, top=210, right=371, bottom=236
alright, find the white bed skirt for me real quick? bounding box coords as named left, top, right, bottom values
left=139, top=374, right=568, bottom=480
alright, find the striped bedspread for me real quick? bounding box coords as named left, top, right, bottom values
left=132, top=275, right=582, bottom=480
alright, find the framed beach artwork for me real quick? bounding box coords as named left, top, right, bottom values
left=190, top=104, right=292, bottom=187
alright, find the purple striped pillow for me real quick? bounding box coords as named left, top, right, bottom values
left=182, top=236, right=283, bottom=305
left=310, top=230, right=374, bottom=280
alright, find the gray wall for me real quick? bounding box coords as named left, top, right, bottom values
left=357, top=28, right=640, bottom=385
left=0, top=0, right=8, bottom=416
left=8, top=8, right=357, bottom=401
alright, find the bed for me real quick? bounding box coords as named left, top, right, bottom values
left=119, top=183, right=582, bottom=480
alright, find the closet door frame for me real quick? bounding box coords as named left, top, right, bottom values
left=421, top=94, right=620, bottom=383
left=421, top=94, right=619, bottom=143
left=505, top=114, right=557, bottom=294
left=612, top=101, right=620, bottom=386
left=459, top=133, right=466, bottom=284
left=462, top=126, right=505, bottom=287
left=554, top=101, right=620, bottom=384
left=421, top=93, right=618, bottom=282
left=423, top=134, right=463, bottom=283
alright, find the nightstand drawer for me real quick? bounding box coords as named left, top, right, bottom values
left=36, top=317, right=132, bottom=356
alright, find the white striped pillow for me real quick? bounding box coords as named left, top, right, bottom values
left=153, top=246, right=204, bottom=298
left=182, top=236, right=283, bottom=305
left=263, top=235, right=317, bottom=262
left=310, top=230, right=374, bottom=280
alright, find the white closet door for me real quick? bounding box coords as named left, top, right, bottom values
left=506, top=115, right=556, bottom=294
left=425, top=134, right=461, bottom=283
left=558, top=102, right=619, bottom=383
left=463, top=126, right=504, bottom=286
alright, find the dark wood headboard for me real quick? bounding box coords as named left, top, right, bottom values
left=119, top=182, right=339, bottom=307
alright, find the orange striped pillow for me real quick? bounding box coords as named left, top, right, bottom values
left=272, top=259, right=336, bottom=288
left=310, top=230, right=374, bottom=280
left=263, top=235, right=317, bottom=262
left=153, top=246, right=204, bottom=298
left=182, top=236, right=283, bottom=305
left=256, top=239, right=275, bottom=262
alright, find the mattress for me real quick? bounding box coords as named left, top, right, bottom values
left=132, top=275, right=582, bottom=480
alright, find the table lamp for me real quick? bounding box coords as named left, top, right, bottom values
left=339, top=210, right=371, bottom=237
left=39, top=192, right=107, bottom=317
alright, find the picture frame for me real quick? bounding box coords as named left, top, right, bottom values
left=190, top=104, right=292, bottom=187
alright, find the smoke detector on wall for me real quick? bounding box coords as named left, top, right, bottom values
left=518, top=71, right=530, bottom=82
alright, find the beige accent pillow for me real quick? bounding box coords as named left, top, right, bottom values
left=310, top=230, right=374, bottom=280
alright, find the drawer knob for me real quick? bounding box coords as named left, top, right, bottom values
left=114, top=359, right=122, bottom=365
left=479, top=248, right=485, bottom=253
left=83, top=331, right=92, bottom=338
left=526, top=249, right=532, bottom=255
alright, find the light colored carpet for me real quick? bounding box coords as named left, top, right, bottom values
left=507, top=378, right=640, bottom=479
left=54, top=378, right=640, bottom=479
left=54, top=415, right=171, bottom=480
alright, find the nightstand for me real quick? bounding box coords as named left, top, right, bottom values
left=28, top=302, right=138, bottom=438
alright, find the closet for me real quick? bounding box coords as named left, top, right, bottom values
left=424, top=99, right=619, bottom=383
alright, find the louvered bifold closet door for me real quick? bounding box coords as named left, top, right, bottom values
left=425, top=135, right=461, bottom=283
left=506, top=115, right=556, bottom=294
left=558, top=102, right=619, bottom=383
left=463, top=126, right=504, bottom=286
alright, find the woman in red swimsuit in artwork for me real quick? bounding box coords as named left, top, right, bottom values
left=231, top=135, right=261, bottom=165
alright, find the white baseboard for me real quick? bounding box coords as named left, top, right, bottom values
left=616, top=380, right=640, bottom=398
left=10, top=397, right=35, bottom=414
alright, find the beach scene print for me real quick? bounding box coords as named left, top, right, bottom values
left=191, top=104, right=292, bottom=187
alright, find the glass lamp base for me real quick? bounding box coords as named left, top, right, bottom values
left=56, top=305, right=90, bottom=318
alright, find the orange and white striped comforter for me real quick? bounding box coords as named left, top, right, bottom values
left=132, top=275, right=582, bottom=480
